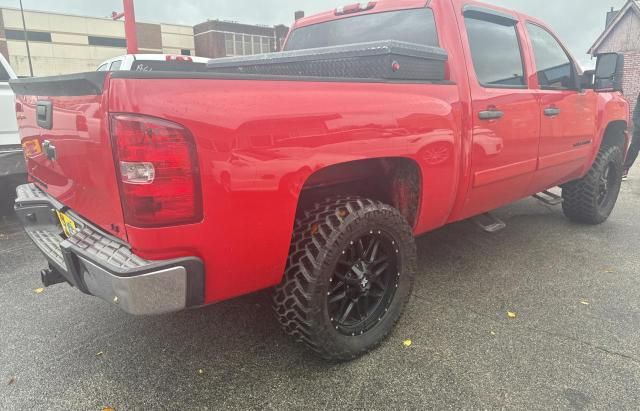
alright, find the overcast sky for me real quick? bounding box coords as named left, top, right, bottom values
left=0, top=0, right=629, bottom=67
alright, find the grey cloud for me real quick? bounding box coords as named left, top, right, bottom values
left=3, top=0, right=629, bottom=67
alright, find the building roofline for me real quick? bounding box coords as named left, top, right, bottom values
left=588, top=0, right=640, bottom=55
left=0, top=5, right=194, bottom=29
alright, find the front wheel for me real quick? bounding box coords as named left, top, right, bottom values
left=272, top=197, right=416, bottom=361
left=562, top=145, right=624, bottom=224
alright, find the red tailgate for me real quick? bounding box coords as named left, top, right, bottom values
left=14, top=73, right=126, bottom=240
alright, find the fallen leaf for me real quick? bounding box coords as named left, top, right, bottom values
left=96, top=351, right=104, bottom=357
left=34, top=288, right=44, bottom=294
left=197, top=369, right=204, bottom=375
left=490, top=331, right=496, bottom=336
left=309, top=224, right=319, bottom=236
left=402, top=339, right=412, bottom=347
left=604, top=269, right=614, bottom=273
left=7, top=377, right=15, bottom=385
left=102, top=407, right=114, bottom=411
left=580, top=301, right=590, bottom=306
left=507, top=311, right=517, bottom=319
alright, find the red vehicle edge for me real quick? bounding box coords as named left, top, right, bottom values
left=11, top=0, right=629, bottom=360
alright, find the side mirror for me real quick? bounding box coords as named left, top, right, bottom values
left=581, top=70, right=595, bottom=89
left=594, top=53, right=624, bottom=92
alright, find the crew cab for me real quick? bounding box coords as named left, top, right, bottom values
left=11, top=0, right=629, bottom=361
left=0, top=54, right=25, bottom=213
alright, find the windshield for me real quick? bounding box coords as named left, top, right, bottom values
left=285, top=8, right=439, bottom=51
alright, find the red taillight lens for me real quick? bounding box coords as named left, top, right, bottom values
left=110, top=114, right=202, bottom=228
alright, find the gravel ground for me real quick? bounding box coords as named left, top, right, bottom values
left=1, top=169, right=639, bottom=410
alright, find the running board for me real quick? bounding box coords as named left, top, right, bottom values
left=473, top=213, right=506, bottom=233
left=533, top=190, right=563, bottom=206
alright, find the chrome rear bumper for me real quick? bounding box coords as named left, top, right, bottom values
left=14, top=183, right=204, bottom=315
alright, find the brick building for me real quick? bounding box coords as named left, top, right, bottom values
left=194, top=20, right=289, bottom=58
left=589, top=0, right=640, bottom=119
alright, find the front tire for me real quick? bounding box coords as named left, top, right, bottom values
left=272, top=197, right=416, bottom=361
left=562, top=145, right=624, bottom=224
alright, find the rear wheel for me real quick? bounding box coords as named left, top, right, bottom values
left=272, top=197, right=416, bottom=361
left=562, top=145, right=624, bottom=224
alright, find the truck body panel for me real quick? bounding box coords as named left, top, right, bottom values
left=18, top=91, right=127, bottom=240
left=108, top=75, right=461, bottom=301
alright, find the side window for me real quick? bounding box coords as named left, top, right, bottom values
left=97, top=63, right=109, bottom=72
left=109, top=60, right=123, bottom=71
left=464, top=15, right=526, bottom=88
left=526, top=23, right=574, bottom=90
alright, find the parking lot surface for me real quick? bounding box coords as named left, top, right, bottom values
left=1, top=171, right=640, bottom=410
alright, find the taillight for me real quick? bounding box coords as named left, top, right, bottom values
left=110, top=114, right=202, bottom=228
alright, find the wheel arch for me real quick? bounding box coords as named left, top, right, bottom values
left=599, top=120, right=628, bottom=152
left=294, top=157, right=423, bottom=229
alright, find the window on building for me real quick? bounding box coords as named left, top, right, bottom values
left=243, top=35, right=252, bottom=55
left=88, top=36, right=126, bottom=48
left=234, top=34, right=243, bottom=55
left=464, top=15, right=526, bottom=87
left=261, top=37, right=270, bottom=53
left=526, top=23, right=575, bottom=90
left=181, top=49, right=191, bottom=56
left=253, top=37, right=261, bottom=54
left=5, top=29, right=52, bottom=42
left=224, top=33, right=234, bottom=55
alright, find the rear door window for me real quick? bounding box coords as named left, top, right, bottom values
left=285, top=8, right=439, bottom=51
left=464, top=15, right=526, bottom=88
left=526, top=23, right=575, bottom=90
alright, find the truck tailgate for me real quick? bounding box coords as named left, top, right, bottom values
left=11, top=72, right=126, bottom=240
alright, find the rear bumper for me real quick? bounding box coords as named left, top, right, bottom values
left=14, top=183, right=205, bottom=315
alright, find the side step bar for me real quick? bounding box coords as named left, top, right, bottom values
left=533, top=190, right=563, bottom=206
left=473, top=213, right=506, bottom=233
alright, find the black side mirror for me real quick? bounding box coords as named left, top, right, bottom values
left=581, top=70, right=595, bottom=89
left=594, top=53, right=624, bottom=92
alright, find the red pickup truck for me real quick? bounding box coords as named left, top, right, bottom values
left=12, top=0, right=629, bottom=360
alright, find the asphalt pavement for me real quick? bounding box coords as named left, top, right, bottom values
left=1, top=169, right=640, bottom=410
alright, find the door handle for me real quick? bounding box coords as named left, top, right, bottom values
left=544, top=107, right=561, bottom=117
left=478, top=109, right=504, bottom=120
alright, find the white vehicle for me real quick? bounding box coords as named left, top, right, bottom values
left=97, top=54, right=209, bottom=72
left=0, top=54, right=24, bottom=214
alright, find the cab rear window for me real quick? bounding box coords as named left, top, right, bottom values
left=285, top=8, right=439, bottom=51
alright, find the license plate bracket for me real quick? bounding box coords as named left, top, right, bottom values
left=56, top=210, right=77, bottom=238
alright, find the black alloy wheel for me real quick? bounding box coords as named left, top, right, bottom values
left=273, top=197, right=416, bottom=361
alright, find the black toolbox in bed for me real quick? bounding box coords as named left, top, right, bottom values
left=206, top=41, right=448, bottom=82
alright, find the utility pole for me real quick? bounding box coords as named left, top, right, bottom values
left=18, top=0, right=34, bottom=77
left=112, top=0, right=138, bottom=54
